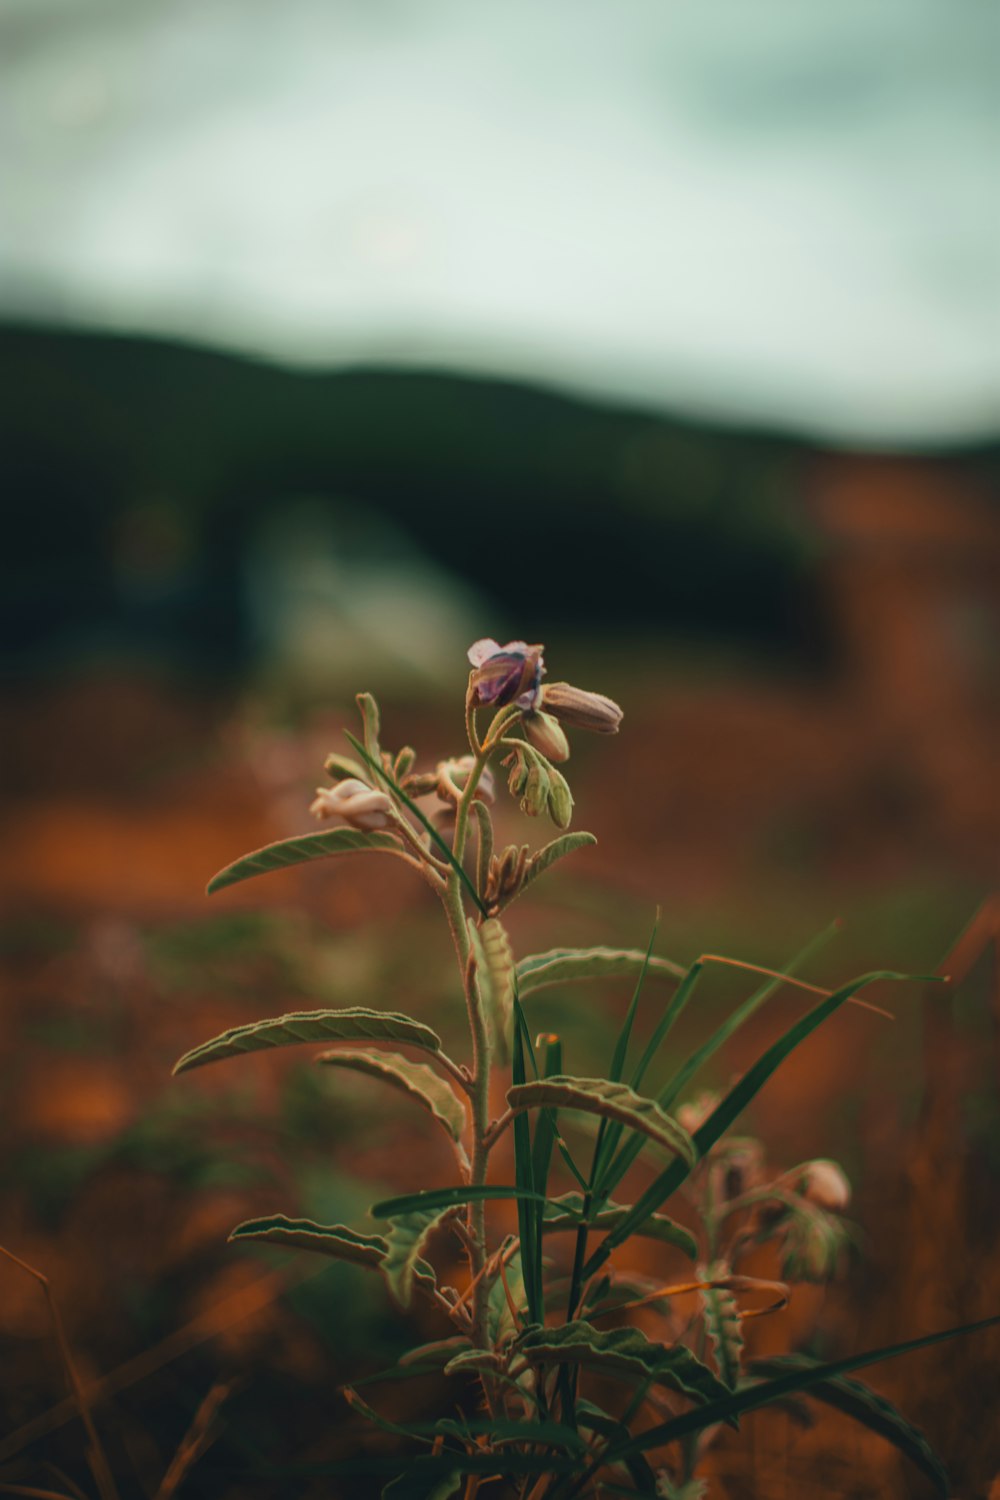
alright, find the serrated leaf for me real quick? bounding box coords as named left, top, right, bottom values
left=230, top=1215, right=388, bottom=1267
left=699, top=1260, right=744, bottom=1390
left=542, top=1192, right=697, bottom=1260
left=174, top=1006, right=442, bottom=1075
left=518, top=832, right=597, bottom=898
left=745, top=1357, right=949, bottom=1494
left=507, top=1077, right=696, bottom=1168
left=316, top=1047, right=467, bottom=1145
left=207, top=827, right=404, bottom=895
left=381, top=1208, right=451, bottom=1308
left=517, top=946, right=685, bottom=997
left=469, top=917, right=515, bottom=1065
left=512, top=1321, right=732, bottom=1409
left=228, top=1214, right=436, bottom=1290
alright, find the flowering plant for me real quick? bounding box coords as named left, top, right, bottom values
left=176, top=639, right=996, bottom=1497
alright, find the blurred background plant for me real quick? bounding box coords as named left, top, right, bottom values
left=1, top=1, right=998, bottom=1495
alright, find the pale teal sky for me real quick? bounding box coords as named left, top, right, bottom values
left=2, top=0, right=998, bottom=443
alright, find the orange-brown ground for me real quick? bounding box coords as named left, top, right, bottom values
left=1, top=667, right=998, bottom=1498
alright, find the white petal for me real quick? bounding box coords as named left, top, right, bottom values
left=467, top=638, right=502, bottom=666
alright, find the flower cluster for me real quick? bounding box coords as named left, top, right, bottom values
left=309, top=637, right=623, bottom=838
left=468, top=638, right=622, bottom=765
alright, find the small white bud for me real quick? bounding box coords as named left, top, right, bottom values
left=309, top=778, right=394, bottom=831
left=798, top=1159, right=851, bottom=1211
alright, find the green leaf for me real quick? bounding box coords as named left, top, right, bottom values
left=506, top=1077, right=696, bottom=1168
left=517, top=946, right=685, bottom=997
left=316, top=1047, right=467, bottom=1144
left=700, top=1260, right=744, bottom=1390
left=399, top=1336, right=473, bottom=1368
left=356, top=691, right=382, bottom=760
left=747, top=1358, right=951, bottom=1493
left=512, top=1322, right=732, bottom=1408
left=511, top=985, right=542, bottom=1327
left=381, top=1208, right=451, bottom=1308
left=207, top=827, right=405, bottom=895
left=370, top=1184, right=567, bottom=1220
left=530, top=1033, right=563, bottom=1210
left=469, top=917, right=515, bottom=1065
left=228, top=1214, right=436, bottom=1289
left=574, top=1401, right=659, bottom=1492
left=323, top=750, right=370, bottom=782
left=174, top=1006, right=442, bottom=1075
left=604, top=1312, right=1000, bottom=1466
left=229, top=1215, right=388, bottom=1268
left=518, top=832, right=597, bottom=899
left=590, top=921, right=661, bottom=1197
left=586, top=970, right=928, bottom=1274
left=542, top=1193, right=697, bottom=1260
left=597, top=928, right=841, bottom=1212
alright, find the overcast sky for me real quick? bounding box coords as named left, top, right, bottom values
left=2, top=0, right=998, bottom=444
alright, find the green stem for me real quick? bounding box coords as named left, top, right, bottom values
left=448, top=714, right=496, bottom=1356
left=441, top=698, right=525, bottom=1367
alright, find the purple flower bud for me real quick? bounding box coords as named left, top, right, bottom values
left=541, top=682, right=623, bottom=734
left=467, top=639, right=545, bottom=709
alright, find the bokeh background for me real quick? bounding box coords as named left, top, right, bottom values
left=2, top=3, right=999, bottom=1496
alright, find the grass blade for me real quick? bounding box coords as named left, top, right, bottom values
left=604, top=1313, right=1000, bottom=1464
left=511, top=987, right=542, bottom=1325
left=657, top=920, right=842, bottom=1113
left=585, top=970, right=932, bottom=1275
left=746, top=1356, right=949, bottom=1494
left=370, top=1184, right=571, bottom=1220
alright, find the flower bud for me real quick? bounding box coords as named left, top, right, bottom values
left=541, top=682, right=623, bottom=734
left=797, top=1159, right=851, bottom=1211
left=546, top=765, right=574, bottom=829
left=484, top=843, right=529, bottom=911
left=522, top=757, right=550, bottom=818
left=521, top=710, right=570, bottom=763
left=310, top=778, right=394, bottom=831
left=467, top=639, right=545, bottom=709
